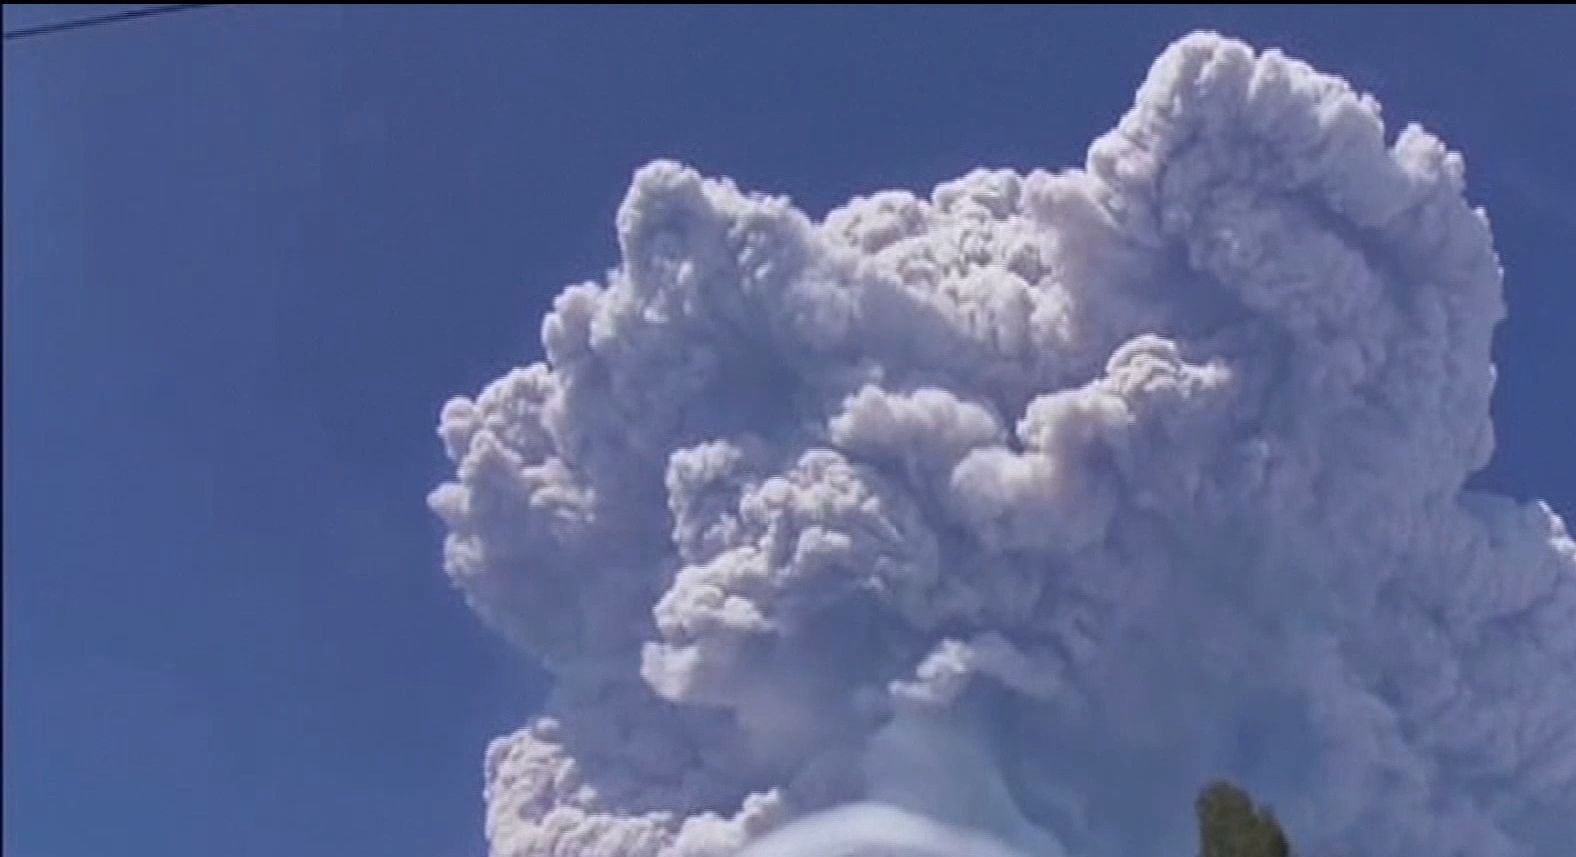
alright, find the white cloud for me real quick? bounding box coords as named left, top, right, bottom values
left=431, top=31, right=1576, bottom=857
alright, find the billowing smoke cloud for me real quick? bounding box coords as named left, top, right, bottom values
left=429, top=31, right=1576, bottom=857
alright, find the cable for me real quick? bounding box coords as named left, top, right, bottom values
left=3, top=4, right=217, bottom=42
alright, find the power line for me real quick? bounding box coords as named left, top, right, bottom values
left=3, top=4, right=217, bottom=42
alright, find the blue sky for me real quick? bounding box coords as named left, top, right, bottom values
left=3, top=6, right=1572, bottom=857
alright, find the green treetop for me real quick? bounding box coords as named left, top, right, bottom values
left=1195, top=780, right=1292, bottom=857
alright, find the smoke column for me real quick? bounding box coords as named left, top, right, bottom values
left=429, top=32, right=1576, bottom=857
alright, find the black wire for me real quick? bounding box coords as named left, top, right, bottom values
left=3, top=4, right=217, bottom=41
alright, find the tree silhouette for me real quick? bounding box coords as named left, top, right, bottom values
left=1195, top=780, right=1291, bottom=857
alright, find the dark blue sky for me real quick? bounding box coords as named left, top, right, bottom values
left=4, top=6, right=1572, bottom=857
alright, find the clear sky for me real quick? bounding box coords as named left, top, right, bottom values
left=3, top=5, right=1572, bottom=857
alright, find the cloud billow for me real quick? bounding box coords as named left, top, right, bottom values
left=429, top=32, right=1576, bottom=857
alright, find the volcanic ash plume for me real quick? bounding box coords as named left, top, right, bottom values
left=429, top=31, right=1576, bottom=857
